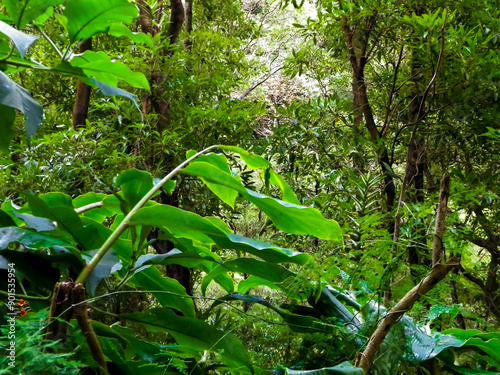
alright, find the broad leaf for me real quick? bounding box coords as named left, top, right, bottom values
left=64, top=0, right=138, bottom=43
left=4, top=0, right=65, bottom=29
left=0, top=71, right=43, bottom=140
left=0, top=226, right=76, bottom=250
left=0, top=20, right=38, bottom=58
left=115, top=168, right=154, bottom=212
left=283, top=363, right=364, bottom=375
left=108, top=23, right=154, bottom=49
left=91, top=78, right=140, bottom=111
left=130, top=205, right=312, bottom=264
left=181, top=162, right=343, bottom=242
left=12, top=212, right=56, bottom=232
left=82, top=249, right=122, bottom=295
left=120, top=308, right=253, bottom=373
left=220, top=145, right=270, bottom=169
left=69, top=51, right=149, bottom=90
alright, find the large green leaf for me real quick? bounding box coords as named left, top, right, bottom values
left=219, top=145, right=271, bottom=169
left=26, top=192, right=103, bottom=250
left=82, top=249, right=122, bottom=295
left=69, top=51, right=149, bottom=90
left=4, top=0, right=65, bottom=29
left=0, top=226, right=76, bottom=250
left=132, top=267, right=196, bottom=318
left=0, top=70, right=43, bottom=140
left=108, top=23, right=154, bottom=49
left=0, top=20, right=38, bottom=58
left=121, top=308, right=253, bottom=373
left=91, top=78, right=140, bottom=111
left=181, top=162, right=343, bottom=242
left=201, top=258, right=295, bottom=295
left=186, top=151, right=239, bottom=208
left=115, top=169, right=154, bottom=211
left=64, top=0, right=138, bottom=43
left=129, top=205, right=312, bottom=264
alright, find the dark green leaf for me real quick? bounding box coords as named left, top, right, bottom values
left=120, top=308, right=253, bottom=373
left=13, top=212, right=56, bottom=231
left=82, top=249, right=122, bottom=295
left=115, top=169, right=154, bottom=212
left=0, top=70, right=43, bottom=140
left=91, top=78, right=140, bottom=112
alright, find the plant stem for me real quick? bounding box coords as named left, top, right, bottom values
left=75, top=145, right=219, bottom=285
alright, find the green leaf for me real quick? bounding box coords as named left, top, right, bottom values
left=0, top=20, right=38, bottom=58
left=134, top=249, right=219, bottom=272
left=115, top=169, right=154, bottom=212
left=12, top=212, right=56, bottom=232
left=0, top=104, right=15, bottom=154
left=120, top=308, right=253, bottom=373
left=267, top=168, right=301, bottom=205
left=220, top=145, right=270, bottom=169
left=64, top=0, right=138, bottom=43
left=69, top=51, right=150, bottom=90
left=181, top=162, right=343, bottom=241
left=82, top=249, right=122, bottom=295
left=284, top=363, right=364, bottom=375
left=91, top=78, right=140, bottom=111
left=25, top=192, right=101, bottom=250
left=238, top=276, right=281, bottom=294
left=4, top=0, right=65, bottom=29
left=108, top=23, right=154, bottom=49
left=189, top=153, right=238, bottom=208
left=0, top=71, right=43, bottom=140
left=132, top=267, right=196, bottom=317
left=0, top=226, right=76, bottom=250
left=130, top=205, right=312, bottom=264
left=0, top=209, right=16, bottom=227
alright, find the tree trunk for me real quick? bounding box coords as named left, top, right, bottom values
left=72, top=38, right=92, bottom=130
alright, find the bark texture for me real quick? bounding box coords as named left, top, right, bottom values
left=72, top=38, right=92, bottom=130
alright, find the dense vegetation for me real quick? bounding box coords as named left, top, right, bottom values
left=0, top=0, right=499, bottom=374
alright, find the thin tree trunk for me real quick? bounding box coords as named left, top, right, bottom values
left=72, top=38, right=92, bottom=130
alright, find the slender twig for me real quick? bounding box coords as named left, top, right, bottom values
left=35, top=25, right=63, bottom=59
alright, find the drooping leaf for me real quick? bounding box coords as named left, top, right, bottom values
left=220, top=145, right=271, bottom=169
left=266, top=168, right=301, bottom=205
left=108, top=23, right=154, bottom=48
left=91, top=78, right=140, bottom=112
left=181, top=162, right=343, bottom=242
left=0, top=20, right=38, bottom=58
left=69, top=51, right=150, bottom=90
left=132, top=267, right=196, bottom=318
left=0, top=226, right=76, bottom=250
left=0, top=70, right=43, bottom=140
left=12, top=212, right=56, bottom=232
left=25, top=192, right=102, bottom=250
left=0, top=104, right=15, bottom=154
left=0, top=209, right=16, bottom=228
left=134, top=249, right=219, bottom=273
left=115, top=169, right=154, bottom=212
left=238, top=275, right=281, bottom=294
left=187, top=152, right=238, bottom=208
left=4, top=0, right=65, bottom=29
left=64, top=0, right=138, bottom=43
left=82, top=249, right=122, bottom=295
left=130, top=205, right=312, bottom=264
left=120, top=308, right=253, bottom=373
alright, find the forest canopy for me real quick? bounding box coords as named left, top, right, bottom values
left=0, top=0, right=500, bottom=374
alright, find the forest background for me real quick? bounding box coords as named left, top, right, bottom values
left=0, top=0, right=500, bottom=374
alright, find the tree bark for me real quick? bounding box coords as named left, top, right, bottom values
left=432, top=173, right=450, bottom=265
left=72, top=38, right=92, bottom=130
left=355, top=257, right=460, bottom=374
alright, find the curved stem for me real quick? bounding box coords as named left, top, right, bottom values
left=75, top=145, right=219, bottom=285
